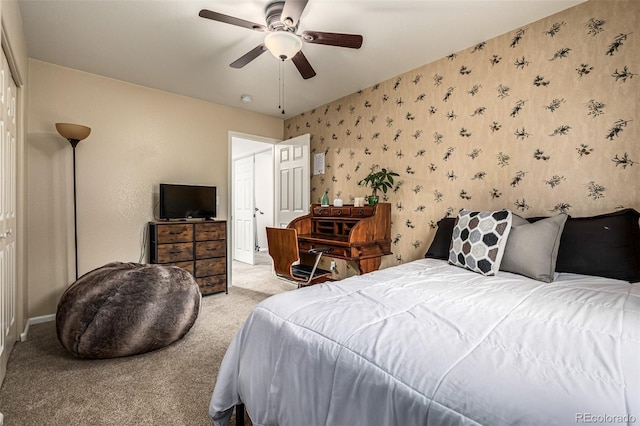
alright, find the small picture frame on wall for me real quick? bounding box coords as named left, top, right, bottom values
left=313, top=152, right=325, bottom=175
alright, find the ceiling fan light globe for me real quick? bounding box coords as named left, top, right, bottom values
left=264, top=31, right=302, bottom=60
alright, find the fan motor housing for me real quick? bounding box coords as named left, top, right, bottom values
left=266, top=1, right=295, bottom=32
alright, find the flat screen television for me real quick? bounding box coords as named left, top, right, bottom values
left=159, top=183, right=217, bottom=220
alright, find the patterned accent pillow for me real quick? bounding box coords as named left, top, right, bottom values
left=449, top=209, right=513, bottom=275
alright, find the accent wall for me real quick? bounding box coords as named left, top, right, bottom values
left=284, top=0, right=639, bottom=277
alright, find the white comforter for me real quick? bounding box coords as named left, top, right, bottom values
left=209, top=259, right=639, bottom=426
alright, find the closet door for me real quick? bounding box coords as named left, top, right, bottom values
left=0, top=46, right=18, bottom=383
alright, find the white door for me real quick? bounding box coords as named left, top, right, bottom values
left=233, top=155, right=255, bottom=265
left=0, top=47, right=18, bottom=382
left=274, top=134, right=310, bottom=228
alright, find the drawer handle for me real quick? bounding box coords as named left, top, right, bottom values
left=358, top=209, right=364, bottom=215
left=169, top=231, right=183, bottom=235
left=336, top=210, right=342, bottom=216
left=168, top=249, right=182, bottom=254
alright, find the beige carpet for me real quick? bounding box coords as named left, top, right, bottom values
left=0, top=253, right=293, bottom=426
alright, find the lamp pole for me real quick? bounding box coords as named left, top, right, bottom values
left=69, top=138, right=80, bottom=280
left=56, top=123, right=91, bottom=282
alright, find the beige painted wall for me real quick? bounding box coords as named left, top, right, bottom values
left=27, top=60, right=283, bottom=317
left=285, top=0, right=639, bottom=278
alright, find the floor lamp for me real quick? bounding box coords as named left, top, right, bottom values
left=56, top=123, right=91, bottom=281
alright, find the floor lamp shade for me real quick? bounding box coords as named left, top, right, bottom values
left=56, top=123, right=91, bottom=147
left=56, top=122, right=91, bottom=280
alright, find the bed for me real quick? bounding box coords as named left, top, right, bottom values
left=209, top=209, right=640, bottom=426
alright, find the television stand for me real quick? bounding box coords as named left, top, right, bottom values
left=149, top=219, right=227, bottom=295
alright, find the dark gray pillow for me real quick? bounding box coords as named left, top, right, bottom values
left=424, top=217, right=456, bottom=260
left=500, top=213, right=568, bottom=282
left=553, top=209, right=640, bottom=282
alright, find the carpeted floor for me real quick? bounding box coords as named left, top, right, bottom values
left=0, top=253, right=292, bottom=426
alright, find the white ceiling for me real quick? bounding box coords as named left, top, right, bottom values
left=17, top=0, right=584, bottom=119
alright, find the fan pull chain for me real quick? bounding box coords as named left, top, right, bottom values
left=278, top=60, right=282, bottom=112
left=279, top=59, right=285, bottom=115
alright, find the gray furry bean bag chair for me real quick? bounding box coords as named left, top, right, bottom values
left=56, top=262, right=201, bottom=359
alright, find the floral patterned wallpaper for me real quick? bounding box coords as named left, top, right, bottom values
left=284, top=0, right=639, bottom=276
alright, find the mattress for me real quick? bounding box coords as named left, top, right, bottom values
left=210, top=259, right=639, bottom=426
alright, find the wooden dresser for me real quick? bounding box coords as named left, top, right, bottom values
left=288, top=203, right=392, bottom=274
left=149, top=220, right=227, bottom=295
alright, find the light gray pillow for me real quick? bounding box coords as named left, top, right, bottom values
left=500, top=213, right=568, bottom=282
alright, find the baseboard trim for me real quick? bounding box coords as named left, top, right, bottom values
left=21, top=314, right=55, bottom=341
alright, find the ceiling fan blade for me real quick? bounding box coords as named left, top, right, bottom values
left=199, top=9, right=266, bottom=32
left=291, top=51, right=316, bottom=80
left=281, top=0, right=309, bottom=28
left=301, top=31, right=363, bottom=49
left=230, top=44, right=268, bottom=69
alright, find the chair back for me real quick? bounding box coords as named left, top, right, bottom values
left=266, top=227, right=300, bottom=278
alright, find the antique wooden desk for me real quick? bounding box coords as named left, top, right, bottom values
left=287, top=203, right=392, bottom=274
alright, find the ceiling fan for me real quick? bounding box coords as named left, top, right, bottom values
left=199, top=0, right=363, bottom=79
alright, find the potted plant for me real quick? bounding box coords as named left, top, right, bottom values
left=359, top=167, right=399, bottom=205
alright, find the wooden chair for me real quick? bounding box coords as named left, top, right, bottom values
left=266, top=227, right=333, bottom=287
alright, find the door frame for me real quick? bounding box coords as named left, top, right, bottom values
left=228, top=133, right=311, bottom=281
left=228, top=132, right=279, bottom=282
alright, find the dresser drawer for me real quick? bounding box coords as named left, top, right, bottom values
left=330, top=207, right=351, bottom=217
left=196, top=240, right=225, bottom=259
left=313, top=207, right=332, bottom=216
left=196, top=275, right=226, bottom=295
left=195, top=257, right=226, bottom=278
left=195, top=222, right=225, bottom=241
left=156, top=243, right=194, bottom=263
left=155, top=224, right=193, bottom=243
left=350, top=206, right=374, bottom=217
